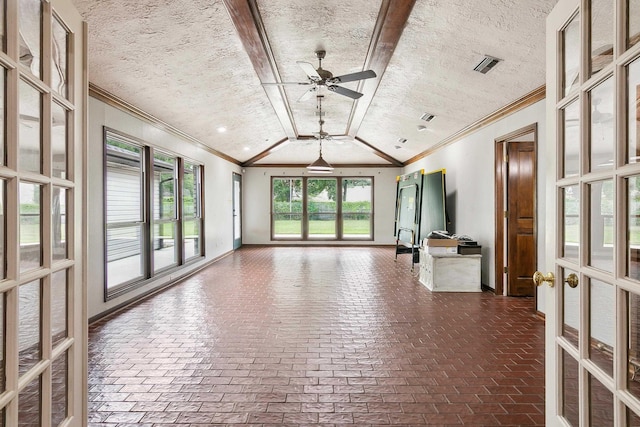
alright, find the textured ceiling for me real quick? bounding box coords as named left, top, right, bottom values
left=72, top=0, right=558, bottom=166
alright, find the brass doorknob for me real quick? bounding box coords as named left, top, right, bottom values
left=533, top=271, right=555, bottom=287
left=565, top=273, right=579, bottom=288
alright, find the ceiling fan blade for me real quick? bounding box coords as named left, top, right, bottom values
left=297, top=86, right=317, bottom=102
left=328, top=69, right=376, bottom=84
left=327, top=85, right=363, bottom=99
left=297, top=61, right=321, bottom=81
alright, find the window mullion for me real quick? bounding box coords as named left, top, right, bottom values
left=144, top=146, right=153, bottom=278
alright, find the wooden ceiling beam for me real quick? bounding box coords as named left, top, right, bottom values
left=355, top=136, right=403, bottom=167
left=222, top=0, right=298, bottom=138
left=347, top=0, right=416, bottom=137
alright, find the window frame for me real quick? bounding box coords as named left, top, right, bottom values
left=103, top=127, right=205, bottom=300
left=271, top=176, right=374, bottom=241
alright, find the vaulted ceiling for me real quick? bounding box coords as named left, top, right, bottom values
left=72, top=0, right=557, bottom=167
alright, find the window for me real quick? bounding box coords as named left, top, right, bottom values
left=104, top=129, right=204, bottom=298
left=271, top=176, right=373, bottom=241
left=183, top=162, right=203, bottom=260
left=341, top=178, right=373, bottom=239
left=272, top=178, right=303, bottom=239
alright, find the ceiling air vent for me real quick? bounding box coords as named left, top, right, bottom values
left=397, top=137, right=407, bottom=144
left=420, top=113, right=435, bottom=122
left=474, top=55, right=502, bottom=74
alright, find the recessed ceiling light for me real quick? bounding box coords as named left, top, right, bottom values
left=217, top=126, right=227, bottom=133
left=243, top=146, right=250, bottom=151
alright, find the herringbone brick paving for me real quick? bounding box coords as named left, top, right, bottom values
left=88, top=246, right=545, bottom=426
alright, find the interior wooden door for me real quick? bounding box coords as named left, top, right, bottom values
left=507, top=140, right=536, bottom=296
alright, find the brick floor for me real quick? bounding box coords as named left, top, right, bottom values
left=88, top=246, right=545, bottom=426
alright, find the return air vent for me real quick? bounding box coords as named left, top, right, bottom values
left=474, top=55, right=502, bottom=74
left=420, top=112, right=435, bottom=122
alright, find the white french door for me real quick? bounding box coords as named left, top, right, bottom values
left=545, top=0, right=640, bottom=425
left=0, top=0, right=86, bottom=425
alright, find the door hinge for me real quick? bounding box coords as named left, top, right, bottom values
left=504, top=154, right=509, bottom=163
left=504, top=210, right=508, bottom=218
left=504, top=266, right=508, bottom=274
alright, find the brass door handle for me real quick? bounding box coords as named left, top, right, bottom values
left=533, top=271, right=555, bottom=287
left=565, top=273, right=579, bottom=288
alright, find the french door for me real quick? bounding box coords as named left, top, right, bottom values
left=232, top=172, right=242, bottom=250
left=1, top=0, right=86, bottom=425
left=545, top=0, right=640, bottom=424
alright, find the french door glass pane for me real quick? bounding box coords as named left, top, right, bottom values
left=590, top=0, right=613, bottom=76
left=563, top=100, right=580, bottom=177
left=627, top=176, right=640, bottom=280
left=18, top=376, right=41, bottom=427
left=0, top=180, right=4, bottom=279
left=234, top=179, right=241, bottom=240
left=52, top=186, right=67, bottom=261
left=52, top=15, right=69, bottom=98
left=589, top=278, right=614, bottom=376
left=590, top=78, right=614, bottom=171
left=563, top=348, right=580, bottom=425
left=51, top=351, right=68, bottom=425
left=19, top=80, right=41, bottom=174
left=273, top=178, right=302, bottom=238
left=18, top=280, right=40, bottom=375
left=628, top=291, right=640, bottom=399
left=589, top=373, right=614, bottom=425
left=51, top=269, right=67, bottom=348
left=0, top=0, right=4, bottom=53
left=342, top=178, right=372, bottom=238
left=184, top=219, right=200, bottom=260
left=589, top=180, right=613, bottom=272
left=563, top=268, right=580, bottom=348
left=627, top=407, right=640, bottom=425
left=154, top=152, right=176, bottom=221
left=627, top=58, right=640, bottom=164
left=106, top=225, right=143, bottom=288
left=0, top=292, right=4, bottom=393
left=630, top=1, right=640, bottom=49
left=0, top=68, right=4, bottom=165
left=563, top=13, right=580, bottom=97
left=563, top=185, right=580, bottom=262
left=308, top=178, right=337, bottom=238
left=19, top=182, right=41, bottom=273
left=51, top=102, right=67, bottom=179
left=18, top=0, right=42, bottom=79
left=154, top=222, right=176, bottom=272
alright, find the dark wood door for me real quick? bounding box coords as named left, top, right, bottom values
left=507, top=141, right=536, bottom=296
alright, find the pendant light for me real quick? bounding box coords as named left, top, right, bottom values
left=306, top=94, right=334, bottom=173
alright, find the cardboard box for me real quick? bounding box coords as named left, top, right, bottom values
left=427, top=246, right=458, bottom=255
left=425, top=238, right=458, bottom=247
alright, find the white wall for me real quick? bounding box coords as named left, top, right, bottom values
left=404, top=100, right=547, bottom=308
left=242, top=167, right=402, bottom=245
left=87, top=96, right=242, bottom=319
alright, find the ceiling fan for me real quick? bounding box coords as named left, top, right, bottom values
left=297, top=95, right=352, bottom=144
left=264, top=50, right=377, bottom=102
